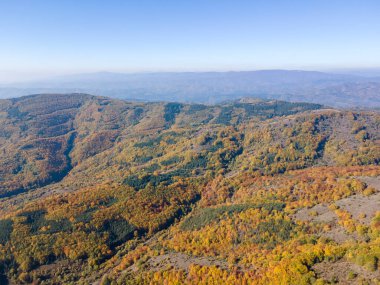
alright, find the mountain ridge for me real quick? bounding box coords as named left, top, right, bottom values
left=1, top=70, right=380, bottom=108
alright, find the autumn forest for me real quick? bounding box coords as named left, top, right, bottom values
left=0, top=93, right=379, bottom=285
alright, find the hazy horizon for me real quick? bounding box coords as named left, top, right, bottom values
left=1, top=0, right=380, bottom=82
left=2, top=67, right=380, bottom=85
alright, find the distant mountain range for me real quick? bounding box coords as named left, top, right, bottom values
left=1, top=70, right=380, bottom=108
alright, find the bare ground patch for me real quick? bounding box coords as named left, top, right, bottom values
left=146, top=252, right=229, bottom=272
left=313, top=259, right=380, bottom=284
left=358, top=176, right=380, bottom=191
left=293, top=176, right=380, bottom=243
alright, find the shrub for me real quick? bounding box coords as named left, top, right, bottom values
left=0, top=219, right=13, bottom=244
left=347, top=270, right=357, bottom=280
left=181, top=202, right=285, bottom=231
left=102, top=219, right=137, bottom=246
left=19, top=209, right=72, bottom=234
left=164, top=103, right=183, bottom=124
left=161, top=156, right=182, bottom=166
left=363, top=187, right=376, bottom=196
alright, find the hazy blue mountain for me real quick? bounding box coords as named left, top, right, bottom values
left=1, top=70, right=379, bottom=107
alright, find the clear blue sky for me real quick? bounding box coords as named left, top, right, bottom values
left=0, top=0, right=379, bottom=81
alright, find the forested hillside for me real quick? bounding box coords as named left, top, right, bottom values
left=0, top=94, right=379, bottom=284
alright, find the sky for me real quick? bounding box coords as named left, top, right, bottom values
left=0, top=0, right=379, bottom=82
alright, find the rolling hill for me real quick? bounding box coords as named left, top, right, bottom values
left=0, top=94, right=379, bottom=284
